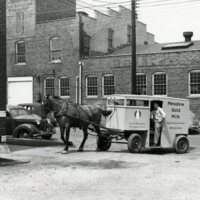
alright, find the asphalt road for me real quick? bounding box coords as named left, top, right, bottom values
left=1, top=130, right=200, bottom=200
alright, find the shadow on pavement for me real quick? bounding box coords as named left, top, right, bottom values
left=0, top=158, right=30, bottom=167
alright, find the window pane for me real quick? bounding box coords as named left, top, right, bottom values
left=87, top=76, right=98, bottom=96
left=45, top=78, right=54, bottom=96
left=136, top=74, right=147, bottom=95
left=103, top=75, right=115, bottom=95
left=60, top=78, right=70, bottom=96
left=153, top=73, right=167, bottom=95
left=16, top=41, right=25, bottom=63
left=50, top=37, right=61, bottom=62
left=190, top=71, right=200, bottom=95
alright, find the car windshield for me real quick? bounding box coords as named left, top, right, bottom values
left=10, top=109, right=29, bottom=117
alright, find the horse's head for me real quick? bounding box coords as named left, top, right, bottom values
left=41, top=95, right=53, bottom=118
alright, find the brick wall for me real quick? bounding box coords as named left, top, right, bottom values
left=81, top=50, right=200, bottom=117
left=7, top=16, right=80, bottom=103
left=36, top=0, right=76, bottom=23
left=0, top=0, right=6, bottom=136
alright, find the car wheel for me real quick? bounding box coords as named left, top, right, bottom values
left=128, top=133, right=142, bottom=153
left=41, top=134, right=52, bottom=140
left=18, top=130, right=31, bottom=139
left=174, top=136, right=189, bottom=154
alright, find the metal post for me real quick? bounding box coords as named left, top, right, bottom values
left=131, top=0, right=137, bottom=94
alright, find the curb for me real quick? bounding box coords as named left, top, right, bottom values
left=6, top=136, right=64, bottom=147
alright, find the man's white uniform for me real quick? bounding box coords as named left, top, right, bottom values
left=151, top=107, right=166, bottom=145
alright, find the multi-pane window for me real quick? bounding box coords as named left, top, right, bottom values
left=136, top=73, right=147, bottom=95
left=50, top=37, right=61, bottom=62
left=127, top=25, right=132, bottom=44
left=16, top=41, right=26, bottom=64
left=59, top=77, right=70, bottom=97
left=108, top=28, right=114, bottom=52
left=153, top=73, right=167, bottom=95
left=190, top=71, right=200, bottom=95
left=86, top=76, right=98, bottom=96
left=44, top=78, right=55, bottom=96
left=103, top=75, right=115, bottom=96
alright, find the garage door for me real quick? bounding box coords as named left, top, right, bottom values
left=8, top=77, right=33, bottom=105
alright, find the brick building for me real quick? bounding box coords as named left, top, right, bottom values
left=81, top=32, right=200, bottom=118
left=7, top=2, right=155, bottom=105
left=0, top=0, right=7, bottom=138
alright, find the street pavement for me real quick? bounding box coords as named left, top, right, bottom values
left=1, top=129, right=200, bottom=200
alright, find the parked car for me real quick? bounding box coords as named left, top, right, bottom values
left=6, top=105, right=55, bottom=140
left=18, top=103, right=57, bottom=127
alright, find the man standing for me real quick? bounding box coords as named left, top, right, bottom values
left=151, top=102, right=166, bottom=146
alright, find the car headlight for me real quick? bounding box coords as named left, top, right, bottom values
left=36, top=120, right=40, bottom=125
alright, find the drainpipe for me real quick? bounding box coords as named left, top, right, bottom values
left=78, top=61, right=83, bottom=105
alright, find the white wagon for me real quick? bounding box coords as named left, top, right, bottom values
left=98, top=94, right=190, bottom=154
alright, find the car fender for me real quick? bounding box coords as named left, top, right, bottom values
left=13, top=124, right=39, bottom=138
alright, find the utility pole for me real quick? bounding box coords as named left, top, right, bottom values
left=0, top=0, right=7, bottom=145
left=131, top=0, right=137, bottom=94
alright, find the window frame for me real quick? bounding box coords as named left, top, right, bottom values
left=108, top=28, right=114, bottom=52
left=102, top=74, right=115, bottom=97
left=50, top=37, right=62, bottom=63
left=15, top=40, right=26, bottom=64
left=59, top=77, right=70, bottom=98
left=136, top=73, right=147, bottom=95
left=189, top=70, right=200, bottom=97
left=86, top=75, right=98, bottom=98
left=127, top=25, right=132, bottom=44
left=44, top=77, right=55, bottom=97
left=152, top=72, right=168, bottom=96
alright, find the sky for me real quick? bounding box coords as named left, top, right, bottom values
left=77, top=0, right=200, bottom=43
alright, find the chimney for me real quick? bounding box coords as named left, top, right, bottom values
left=183, top=31, right=193, bottom=42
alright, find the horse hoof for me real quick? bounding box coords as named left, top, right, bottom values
left=78, top=148, right=83, bottom=152
left=61, top=150, right=68, bottom=154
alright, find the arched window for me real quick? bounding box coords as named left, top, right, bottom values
left=44, top=77, right=55, bottom=96
left=136, top=73, right=147, bottom=95
left=189, top=70, right=200, bottom=95
left=153, top=72, right=167, bottom=95
left=16, top=40, right=25, bottom=64
left=50, top=37, right=61, bottom=63
left=102, top=74, right=115, bottom=96
left=59, top=77, right=70, bottom=97
left=86, top=75, right=98, bottom=97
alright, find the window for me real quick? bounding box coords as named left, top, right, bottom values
left=108, top=28, right=114, bottom=52
left=136, top=73, right=147, bottom=95
left=127, top=25, right=132, bottom=44
left=50, top=37, right=61, bottom=62
left=126, top=100, right=149, bottom=107
left=153, top=73, right=167, bottom=95
left=103, top=75, right=115, bottom=96
left=44, top=78, right=54, bottom=96
left=59, top=77, right=70, bottom=97
left=189, top=71, right=200, bottom=95
left=83, top=35, right=90, bottom=57
left=86, top=76, right=98, bottom=97
left=16, top=41, right=25, bottom=64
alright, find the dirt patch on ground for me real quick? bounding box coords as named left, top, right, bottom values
left=0, top=158, right=30, bottom=167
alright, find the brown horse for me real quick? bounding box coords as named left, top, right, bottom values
left=42, top=96, right=112, bottom=154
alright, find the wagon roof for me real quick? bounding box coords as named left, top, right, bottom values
left=107, top=94, right=189, bottom=102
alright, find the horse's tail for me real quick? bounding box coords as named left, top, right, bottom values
left=101, top=109, right=112, bottom=117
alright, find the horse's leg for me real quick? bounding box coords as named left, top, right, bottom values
left=78, top=126, right=88, bottom=152
left=62, top=124, right=71, bottom=154
left=60, top=126, right=66, bottom=145
left=95, top=126, right=101, bottom=151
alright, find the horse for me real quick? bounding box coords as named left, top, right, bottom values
left=42, top=96, right=112, bottom=154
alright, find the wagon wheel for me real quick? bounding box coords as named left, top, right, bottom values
left=128, top=134, right=142, bottom=153
left=174, top=136, right=189, bottom=154
left=97, top=136, right=112, bottom=151
left=18, top=130, right=31, bottom=139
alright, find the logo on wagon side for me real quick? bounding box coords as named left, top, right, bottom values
left=135, top=110, right=141, bottom=120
